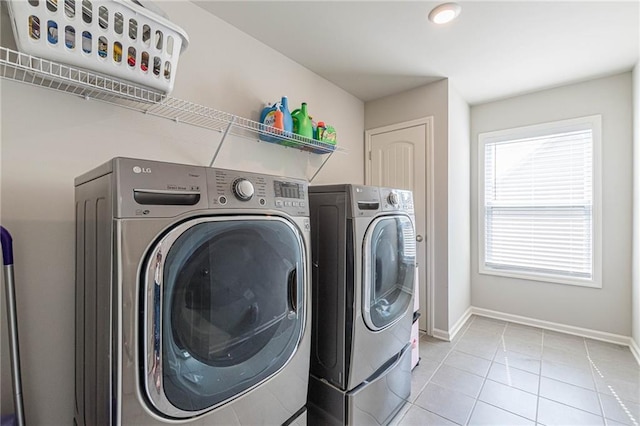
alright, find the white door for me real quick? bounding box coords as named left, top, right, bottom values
left=365, top=118, right=433, bottom=333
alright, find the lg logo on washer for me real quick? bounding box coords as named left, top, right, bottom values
left=133, top=166, right=152, bottom=174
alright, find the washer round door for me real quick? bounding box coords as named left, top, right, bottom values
left=363, top=214, right=416, bottom=331
left=142, top=216, right=306, bottom=418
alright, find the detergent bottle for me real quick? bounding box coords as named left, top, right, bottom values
left=273, top=108, right=284, bottom=132
left=280, top=96, right=293, bottom=134
left=291, top=102, right=313, bottom=139
left=312, top=121, right=337, bottom=153
left=259, top=103, right=280, bottom=143
left=259, top=96, right=293, bottom=143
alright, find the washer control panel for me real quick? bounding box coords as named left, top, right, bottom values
left=273, top=180, right=306, bottom=209
left=381, top=187, right=414, bottom=213
left=387, top=191, right=400, bottom=206
left=111, top=157, right=309, bottom=218
left=233, top=178, right=255, bottom=201
left=208, top=168, right=308, bottom=216
left=348, top=185, right=414, bottom=216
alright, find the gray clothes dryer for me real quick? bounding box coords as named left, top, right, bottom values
left=307, top=184, right=416, bottom=426
left=74, top=157, right=311, bottom=426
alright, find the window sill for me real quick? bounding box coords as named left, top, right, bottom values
left=478, top=267, right=601, bottom=289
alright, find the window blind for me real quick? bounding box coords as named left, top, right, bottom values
left=483, top=127, right=594, bottom=280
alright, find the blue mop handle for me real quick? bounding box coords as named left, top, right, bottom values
left=1, top=226, right=26, bottom=426
left=1, top=226, right=13, bottom=266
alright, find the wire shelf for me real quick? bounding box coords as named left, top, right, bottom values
left=0, top=46, right=342, bottom=157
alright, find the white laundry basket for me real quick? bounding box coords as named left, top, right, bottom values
left=7, top=0, right=189, bottom=94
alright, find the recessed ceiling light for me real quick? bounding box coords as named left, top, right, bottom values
left=428, top=2, right=462, bottom=24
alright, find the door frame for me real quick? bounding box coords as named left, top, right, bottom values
left=364, top=116, right=435, bottom=336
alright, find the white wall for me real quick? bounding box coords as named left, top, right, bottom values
left=448, top=84, right=471, bottom=329
left=470, top=73, right=633, bottom=336
left=365, top=79, right=472, bottom=335
left=0, top=2, right=364, bottom=424
left=633, top=63, right=640, bottom=348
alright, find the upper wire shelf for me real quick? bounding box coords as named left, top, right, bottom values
left=0, top=46, right=343, bottom=158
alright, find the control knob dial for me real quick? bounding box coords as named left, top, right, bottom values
left=233, top=178, right=254, bottom=201
left=387, top=191, right=400, bottom=207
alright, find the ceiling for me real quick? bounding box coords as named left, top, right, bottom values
left=194, top=1, right=640, bottom=105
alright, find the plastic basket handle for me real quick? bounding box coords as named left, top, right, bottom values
left=1, top=226, right=14, bottom=266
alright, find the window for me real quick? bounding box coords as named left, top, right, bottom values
left=478, top=115, right=601, bottom=287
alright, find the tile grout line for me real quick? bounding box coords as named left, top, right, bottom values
left=416, top=316, right=479, bottom=425
left=537, top=329, right=545, bottom=424
left=462, top=318, right=508, bottom=425
left=455, top=316, right=484, bottom=425
left=480, top=322, right=543, bottom=424
left=405, top=318, right=639, bottom=426
left=542, top=333, right=636, bottom=425
left=585, top=339, right=639, bottom=426
left=398, top=317, right=476, bottom=424
left=453, top=318, right=478, bottom=425
left=436, top=317, right=476, bottom=425
left=584, top=336, right=609, bottom=424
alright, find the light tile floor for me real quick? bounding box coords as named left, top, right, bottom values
left=391, top=315, right=640, bottom=426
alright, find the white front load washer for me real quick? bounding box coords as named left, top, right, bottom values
left=74, top=157, right=311, bottom=425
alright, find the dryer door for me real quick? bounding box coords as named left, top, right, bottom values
left=142, top=216, right=306, bottom=418
left=362, top=215, right=416, bottom=331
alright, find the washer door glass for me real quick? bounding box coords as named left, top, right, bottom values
left=143, top=217, right=305, bottom=417
left=363, top=215, right=415, bottom=331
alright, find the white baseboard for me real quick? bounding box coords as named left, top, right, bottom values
left=630, top=337, right=640, bottom=365
left=471, top=307, right=632, bottom=347
left=431, top=328, right=450, bottom=341
left=429, top=306, right=639, bottom=365
left=431, top=307, right=473, bottom=342
left=450, top=307, right=473, bottom=340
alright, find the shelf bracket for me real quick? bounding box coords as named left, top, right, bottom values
left=309, top=150, right=335, bottom=182
left=209, top=116, right=236, bottom=167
